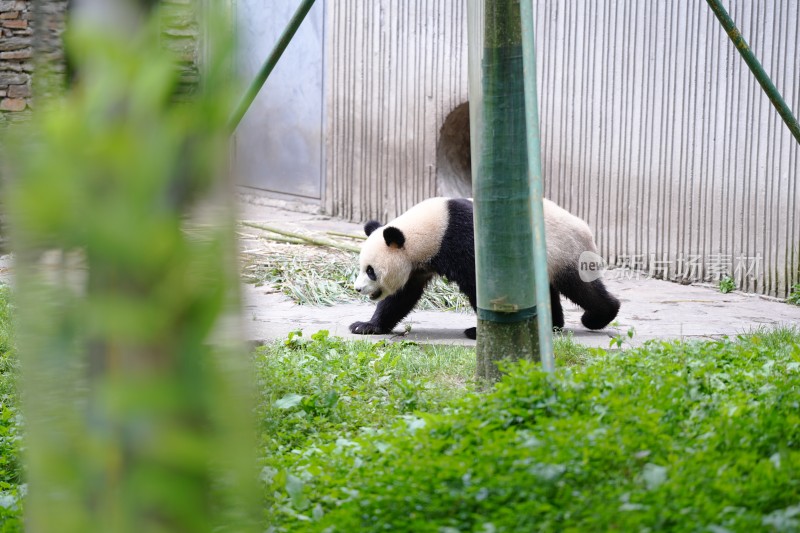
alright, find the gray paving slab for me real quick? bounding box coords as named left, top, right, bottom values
left=243, top=273, right=800, bottom=349
left=239, top=198, right=800, bottom=348
left=242, top=283, right=480, bottom=347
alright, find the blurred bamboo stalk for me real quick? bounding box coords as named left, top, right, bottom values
left=15, top=1, right=258, bottom=531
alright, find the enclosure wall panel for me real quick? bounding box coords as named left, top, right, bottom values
left=532, top=0, right=799, bottom=298
left=325, top=0, right=468, bottom=222
left=325, top=0, right=798, bottom=298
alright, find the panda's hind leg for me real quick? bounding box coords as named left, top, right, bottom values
left=554, top=268, right=620, bottom=330
left=578, top=279, right=621, bottom=329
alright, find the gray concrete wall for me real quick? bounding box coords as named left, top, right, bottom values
left=234, top=0, right=325, bottom=200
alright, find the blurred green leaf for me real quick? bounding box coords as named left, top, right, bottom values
left=275, top=394, right=304, bottom=410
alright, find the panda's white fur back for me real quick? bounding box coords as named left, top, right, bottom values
left=542, top=198, right=597, bottom=278
left=361, top=196, right=598, bottom=283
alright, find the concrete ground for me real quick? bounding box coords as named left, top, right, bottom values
left=238, top=197, right=800, bottom=348
left=2, top=195, right=799, bottom=349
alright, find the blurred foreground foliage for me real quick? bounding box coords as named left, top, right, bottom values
left=2, top=3, right=257, bottom=532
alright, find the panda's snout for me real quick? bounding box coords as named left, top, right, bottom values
left=354, top=272, right=370, bottom=294
left=354, top=274, right=382, bottom=300
left=355, top=285, right=381, bottom=299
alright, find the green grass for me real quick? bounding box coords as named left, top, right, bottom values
left=0, top=285, right=22, bottom=531
left=0, top=286, right=17, bottom=398
left=258, top=327, right=800, bottom=532
left=552, top=330, right=593, bottom=365
left=255, top=330, right=476, bottom=448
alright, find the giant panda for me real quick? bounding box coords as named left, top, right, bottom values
left=349, top=197, right=620, bottom=340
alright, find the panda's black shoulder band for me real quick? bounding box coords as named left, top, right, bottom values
left=364, top=220, right=382, bottom=236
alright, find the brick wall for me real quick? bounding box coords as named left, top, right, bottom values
left=0, top=0, right=32, bottom=117
left=0, top=0, right=199, bottom=124
left=0, top=0, right=69, bottom=125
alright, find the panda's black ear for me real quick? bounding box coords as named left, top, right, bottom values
left=364, top=220, right=382, bottom=236
left=383, top=226, right=405, bottom=249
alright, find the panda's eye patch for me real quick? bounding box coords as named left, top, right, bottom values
left=366, top=266, right=377, bottom=280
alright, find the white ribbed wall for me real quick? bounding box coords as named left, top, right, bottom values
left=536, top=0, right=799, bottom=297
left=325, top=0, right=469, bottom=222
left=325, top=0, right=799, bottom=297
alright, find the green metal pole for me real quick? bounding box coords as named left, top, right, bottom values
left=705, top=0, right=800, bottom=145
left=228, top=0, right=316, bottom=131
left=469, top=0, right=541, bottom=382
left=520, top=0, right=554, bottom=373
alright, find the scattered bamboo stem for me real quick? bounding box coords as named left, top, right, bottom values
left=259, top=235, right=306, bottom=245
left=326, top=230, right=366, bottom=241
left=240, top=221, right=361, bottom=253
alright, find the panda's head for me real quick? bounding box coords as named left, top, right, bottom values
left=354, top=220, right=412, bottom=301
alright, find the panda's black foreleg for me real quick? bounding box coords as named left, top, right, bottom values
left=550, top=285, right=564, bottom=330
left=349, top=272, right=432, bottom=336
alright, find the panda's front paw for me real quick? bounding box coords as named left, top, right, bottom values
left=349, top=321, right=386, bottom=335
left=464, top=327, right=476, bottom=340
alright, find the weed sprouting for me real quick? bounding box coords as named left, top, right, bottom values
left=787, top=283, right=800, bottom=305
left=719, top=275, right=736, bottom=294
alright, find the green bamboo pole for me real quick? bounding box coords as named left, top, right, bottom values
left=705, top=0, right=800, bottom=145
left=228, top=0, right=316, bottom=131
left=520, top=0, right=554, bottom=373
left=470, top=0, right=541, bottom=382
